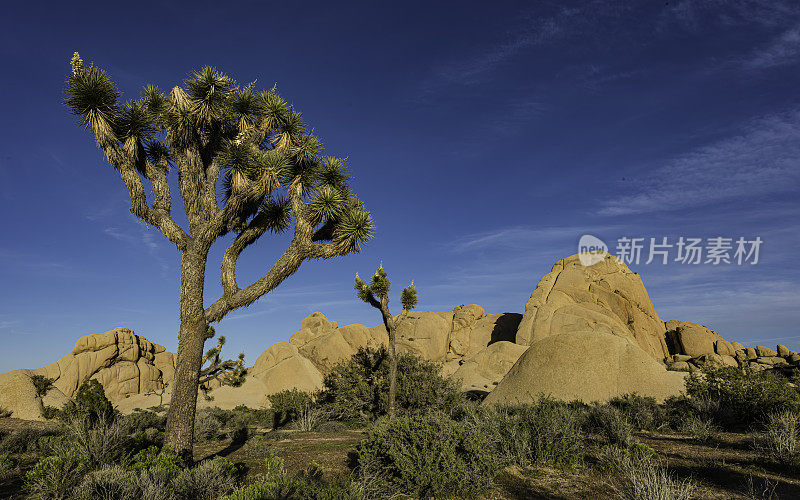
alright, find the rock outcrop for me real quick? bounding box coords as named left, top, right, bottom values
left=2, top=252, right=778, bottom=420
left=0, top=327, right=176, bottom=420
left=515, top=253, right=670, bottom=360
left=449, top=341, right=528, bottom=395
left=483, top=332, right=688, bottom=406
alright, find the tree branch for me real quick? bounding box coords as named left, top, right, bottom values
left=205, top=180, right=316, bottom=323
left=95, top=133, right=189, bottom=251
left=220, top=212, right=270, bottom=296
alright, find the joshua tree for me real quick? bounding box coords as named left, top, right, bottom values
left=354, top=264, right=417, bottom=418
left=64, top=53, right=374, bottom=460
left=198, top=325, right=247, bottom=399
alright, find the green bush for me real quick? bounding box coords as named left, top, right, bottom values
left=172, top=456, right=240, bottom=500
left=481, top=398, right=585, bottom=468
left=59, top=379, right=116, bottom=423
left=320, top=347, right=463, bottom=420
left=195, top=408, right=224, bottom=441
left=30, top=374, right=55, bottom=398
left=0, top=451, right=15, bottom=471
left=228, top=414, right=251, bottom=444
left=120, top=408, right=167, bottom=434
left=356, top=412, right=497, bottom=498
left=681, top=415, right=717, bottom=443
left=65, top=415, right=127, bottom=467
left=608, top=393, right=664, bottom=431
left=684, top=366, right=800, bottom=430
left=41, top=405, right=60, bottom=420
left=132, top=446, right=183, bottom=478
left=71, top=466, right=139, bottom=500
left=1, top=427, right=61, bottom=454
left=586, top=405, right=634, bottom=447
left=25, top=441, right=88, bottom=499
left=755, top=410, right=800, bottom=465
left=268, top=389, right=313, bottom=428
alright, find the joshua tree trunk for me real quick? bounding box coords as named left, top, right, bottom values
left=165, top=249, right=209, bottom=461
left=382, top=312, right=398, bottom=419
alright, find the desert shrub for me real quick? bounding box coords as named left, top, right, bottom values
left=598, top=443, right=656, bottom=472
left=586, top=405, right=635, bottom=447
left=135, top=467, right=175, bottom=500
left=60, top=379, right=116, bottom=424
left=755, top=410, right=800, bottom=465
left=1, top=427, right=61, bottom=454
left=221, top=477, right=306, bottom=500
left=120, top=408, right=167, bottom=434
left=295, top=406, right=327, bottom=432
left=31, top=374, right=55, bottom=398
left=242, top=435, right=273, bottom=459
left=615, top=452, right=696, bottom=500
left=609, top=393, right=664, bottom=431
left=0, top=406, right=12, bottom=418
left=172, top=456, right=240, bottom=500
left=25, top=440, right=88, bottom=499
left=263, top=450, right=286, bottom=480
left=195, top=408, right=224, bottom=441
left=131, top=446, right=183, bottom=478
left=65, top=415, right=127, bottom=467
left=356, top=411, right=497, bottom=498
left=685, top=366, right=800, bottom=430
left=71, top=466, right=139, bottom=499
left=0, top=451, right=15, bottom=470
left=680, top=415, right=717, bottom=443
left=41, top=405, right=60, bottom=420
left=228, top=415, right=251, bottom=444
left=231, top=405, right=272, bottom=427
left=268, top=389, right=314, bottom=428
left=320, top=347, right=463, bottom=421
left=481, top=398, right=584, bottom=468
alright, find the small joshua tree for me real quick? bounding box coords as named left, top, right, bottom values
left=354, top=264, right=417, bottom=418
left=198, top=325, right=247, bottom=399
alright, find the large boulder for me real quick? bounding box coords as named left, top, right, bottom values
left=0, top=327, right=176, bottom=419
left=665, top=320, right=730, bottom=357
left=33, top=327, right=171, bottom=400
left=448, top=308, right=521, bottom=359
left=250, top=342, right=324, bottom=395
left=374, top=311, right=453, bottom=362
left=288, top=313, right=387, bottom=372
left=483, top=332, right=687, bottom=406
left=450, top=341, right=528, bottom=394
left=515, top=253, right=670, bottom=360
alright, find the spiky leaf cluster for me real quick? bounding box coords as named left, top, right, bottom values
left=355, top=265, right=418, bottom=313
left=64, top=53, right=374, bottom=247
left=400, top=282, right=418, bottom=310
left=200, top=326, right=247, bottom=390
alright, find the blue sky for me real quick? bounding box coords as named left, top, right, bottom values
left=1, top=0, right=799, bottom=372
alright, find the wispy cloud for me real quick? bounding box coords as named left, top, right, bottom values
left=0, top=249, right=72, bottom=275
left=450, top=225, right=620, bottom=253
left=743, top=24, right=800, bottom=69
left=104, top=220, right=170, bottom=275
left=435, top=17, right=564, bottom=86
left=599, top=110, right=800, bottom=216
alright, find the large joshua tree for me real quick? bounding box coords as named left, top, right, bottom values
left=64, top=53, right=374, bottom=459
left=354, top=264, right=417, bottom=418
